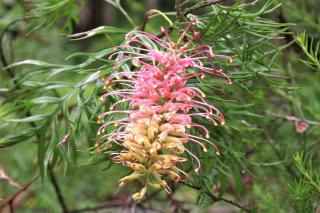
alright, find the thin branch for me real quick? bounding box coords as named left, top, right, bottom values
left=9, top=203, right=14, bottom=213
left=184, top=0, right=224, bottom=15
left=104, top=0, right=136, bottom=28
left=179, top=0, right=192, bottom=9
left=267, top=112, right=320, bottom=126
left=69, top=198, right=166, bottom=213
left=206, top=193, right=250, bottom=212
left=0, top=168, right=22, bottom=189
left=175, top=0, right=181, bottom=17
left=0, top=176, right=39, bottom=212
left=68, top=202, right=123, bottom=213
left=182, top=183, right=251, bottom=212
left=0, top=16, right=35, bottom=79
left=48, top=168, right=69, bottom=213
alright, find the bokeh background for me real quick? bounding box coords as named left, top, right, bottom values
left=1, top=0, right=320, bottom=212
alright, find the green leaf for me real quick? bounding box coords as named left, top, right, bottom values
left=5, top=60, right=66, bottom=69
left=0, top=128, right=36, bottom=148
left=296, top=32, right=320, bottom=72
left=5, top=114, right=50, bottom=123
left=74, top=71, right=101, bottom=87
left=68, top=26, right=128, bottom=40
left=31, top=96, right=62, bottom=104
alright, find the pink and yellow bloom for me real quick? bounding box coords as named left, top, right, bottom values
left=96, top=20, right=232, bottom=201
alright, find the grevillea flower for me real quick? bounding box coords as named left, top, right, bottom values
left=96, top=19, right=232, bottom=201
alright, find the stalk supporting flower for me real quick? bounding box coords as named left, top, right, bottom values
left=96, top=19, right=232, bottom=201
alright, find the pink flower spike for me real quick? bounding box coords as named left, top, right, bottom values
left=97, top=21, right=232, bottom=201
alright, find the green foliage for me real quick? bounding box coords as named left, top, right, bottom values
left=1, top=0, right=320, bottom=212
left=289, top=180, right=314, bottom=213
left=287, top=153, right=320, bottom=212
left=281, top=0, right=320, bottom=37
left=295, top=32, right=320, bottom=72
left=294, top=153, right=320, bottom=194
left=29, top=0, right=84, bottom=32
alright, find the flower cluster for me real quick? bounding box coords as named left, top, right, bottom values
left=96, top=20, right=232, bottom=201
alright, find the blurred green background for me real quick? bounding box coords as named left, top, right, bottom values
left=1, top=0, right=320, bottom=212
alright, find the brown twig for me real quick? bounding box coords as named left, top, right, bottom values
left=206, top=193, right=250, bottom=212
left=68, top=203, right=123, bottom=213
left=68, top=198, right=165, bottom=213
left=140, top=13, right=150, bottom=31
left=184, top=0, right=224, bottom=15
left=268, top=112, right=320, bottom=126
left=182, top=183, right=251, bottom=212
left=0, top=168, right=22, bottom=189
left=0, top=176, right=39, bottom=212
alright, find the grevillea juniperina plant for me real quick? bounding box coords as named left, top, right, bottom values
left=96, top=19, right=232, bottom=201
